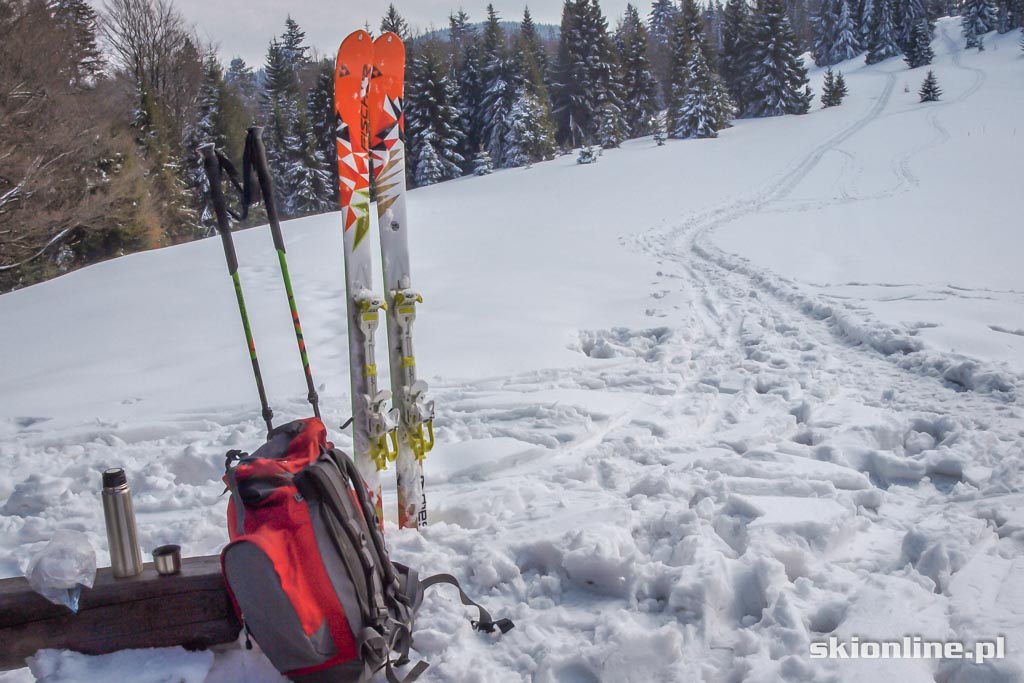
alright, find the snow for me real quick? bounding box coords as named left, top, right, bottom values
left=2, top=19, right=1023, bottom=682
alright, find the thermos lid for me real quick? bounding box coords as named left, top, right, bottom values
left=102, top=468, right=127, bottom=489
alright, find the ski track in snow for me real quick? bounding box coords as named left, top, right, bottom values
left=2, top=20, right=1023, bottom=683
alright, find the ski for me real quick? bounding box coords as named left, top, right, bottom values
left=334, top=30, right=398, bottom=521
left=370, top=32, right=433, bottom=529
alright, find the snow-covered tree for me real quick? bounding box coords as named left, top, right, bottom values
left=551, top=0, right=623, bottom=146
left=414, top=140, right=445, bottom=186
left=834, top=1, right=863, bottom=62
left=815, top=0, right=862, bottom=65
left=595, top=101, right=625, bottom=148
left=449, top=10, right=485, bottom=168
left=745, top=0, right=812, bottom=117
left=479, top=6, right=526, bottom=166
left=666, top=0, right=706, bottom=132
left=896, top=0, right=931, bottom=51
left=380, top=3, right=410, bottom=39
left=280, top=17, right=310, bottom=71
left=261, top=39, right=298, bottom=206
left=858, top=0, right=876, bottom=47
left=919, top=69, right=941, bottom=100
left=577, top=145, right=598, bottom=163
left=720, top=0, right=753, bottom=114
left=307, top=59, right=337, bottom=205
left=225, top=57, right=258, bottom=110
left=519, top=6, right=549, bottom=86
left=472, top=147, right=494, bottom=175
left=185, top=57, right=225, bottom=231
left=962, top=0, right=998, bottom=48
left=648, top=0, right=680, bottom=106
left=504, top=91, right=556, bottom=166
left=407, top=47, right=465, bottom=184
left=813, top=0, right=840, bottom=65
left=282, top=110, right=333, bottom=216
left=904, top=20, right=935, bottom=67
left=516, top=7, right=556, bottom=144
left=821, top=67, right=849, bottom=106
left=866, top=0, right=901, bottom=63
left=616, top=4, right=659, bottom=137
left=672, top=49, right=719, bottom=138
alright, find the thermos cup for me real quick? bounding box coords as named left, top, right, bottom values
left=101, top=468, right=143, bottom=578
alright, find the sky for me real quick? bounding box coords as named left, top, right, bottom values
left=164, top=0, right=651, bottom=68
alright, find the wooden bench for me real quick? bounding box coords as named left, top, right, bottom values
left=0, top=554, right=240, bottom=672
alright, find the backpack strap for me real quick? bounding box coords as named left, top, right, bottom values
left=414, top=573, right=515, bottom=634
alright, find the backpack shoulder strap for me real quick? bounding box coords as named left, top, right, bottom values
left=412, top=573, right=515, bottom=635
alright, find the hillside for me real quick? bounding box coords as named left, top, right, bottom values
left=1, top=19, right=1022, bottom=683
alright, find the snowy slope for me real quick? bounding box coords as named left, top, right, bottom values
left=2, top=19, right=1023, bottom=682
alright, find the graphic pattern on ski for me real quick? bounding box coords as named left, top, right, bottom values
left=370, top=32, right=432, bottom=529
left=335, top=30, right=396, bottom=521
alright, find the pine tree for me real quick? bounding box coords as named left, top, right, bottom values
left=746, top=0, right=812, bottom=117
left=283, top=108, right=333, bottom=216
left=904, top=20, right=935, bottom=67
left=835, top=0, right=863, bottom=62
left=407, top=47, right=465, bottom=184
left=261, top=39, right=296, bottom=198
left=962, top=0, right=998, bottom=48
left=858, top=0, right=876, bottom=47
left=504, top=91, right=556, bottom=166
left=673, top=50, right=719, bottom=138
left=380, top=3, right=410, bottom=39
left=472, top=147, right=494, bottom=175
left=866, top=0, right=901, bottom=63
left=815, top=0, right=862, bottom=66
left=519, top=7, right=549, bottom=83
left=588, top=0, right=626, bottom=148
left=821, top=66, right=849, bottom=106
left=834, top=71, right=848, bottom=100
left=896, top=0, right=930, bottom=51
left=48, top=0, right=103, bottom=84
left=821, top=67, right=836, bottom=106
left=414, top=140, right=445, bottom=186
left=813, top=0, right=840, bottom=65
left=616, top=4, right=659, bottom=137
left=480, top=6, right=526, bottom=165
left=919, top=69, right=941, bottom=100
left=260, top=18, right=322, bottom=217
left=281, top=17, right=310, bottom=71
left=517, top=7, right=556, bottom=141
left=226, top=57, right=258, bottom=111
left=307, top=59, right=337, bottom=205
left=449, top=11, right=485, bottom=169
left=596, top=102, right=625, bottom=147
left=995, top=0, right=1018, bottom=32
left=721, top=0, right=753, bottom=115
left=648, top=0, right=680, bottom=106
left=551, top=0, right=623, bottom=147
left=185, top=57, right=225, bottom=231
left=666, top=0, right=703, bottom=133
left=709, top=73, right=736, bottom=128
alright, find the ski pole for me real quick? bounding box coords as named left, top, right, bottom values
left=243, top=127, right=321, bottom=419
left=199, top=143, right=275, bottom=439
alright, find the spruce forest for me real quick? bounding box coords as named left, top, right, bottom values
left=1, top=0, right=1021, bottom=292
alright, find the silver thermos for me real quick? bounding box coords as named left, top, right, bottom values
left=101, top=468, right=143, bottom=578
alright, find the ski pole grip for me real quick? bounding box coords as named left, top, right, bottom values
left=246, top=126, right=286, bottom=253
left=199, top=143, right=239, bottom=275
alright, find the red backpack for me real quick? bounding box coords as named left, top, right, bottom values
left=221, top=418, right=512, bottom=682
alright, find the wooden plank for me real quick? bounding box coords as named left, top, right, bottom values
left=0, top=554, right=240, bottom=672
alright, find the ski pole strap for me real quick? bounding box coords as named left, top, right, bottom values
left=212, top=150, right=247, bottom=221
left=416, top=574, right=515, bottom=635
